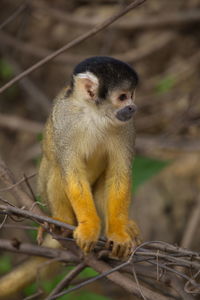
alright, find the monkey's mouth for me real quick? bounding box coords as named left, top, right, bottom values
left=116, top=105, right=137, bottom=122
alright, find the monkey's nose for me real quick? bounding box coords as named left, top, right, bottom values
left=127, top=104, right=137, bottom=113
left=116, top=104, right=137, bottom=122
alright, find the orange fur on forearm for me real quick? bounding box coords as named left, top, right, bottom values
left=66, top=174, right=100, bottom=224
left=107, top=177, right=131, bottom=232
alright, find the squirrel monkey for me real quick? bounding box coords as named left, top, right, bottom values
left=38, top=56, right=140, bottom=258
left=0, top=57, right=141, bottom=299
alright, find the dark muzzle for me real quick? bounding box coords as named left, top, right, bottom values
left=116, top=105, right=137, bottom=121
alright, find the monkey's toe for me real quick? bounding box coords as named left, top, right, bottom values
left=112, top=241, right=134, bottom=258
left=75, top=237, right=96, bottom=254
left=106, top=230, right=136, bottom=259
left=73, top=223, right=100, bottom=254
left=127, top=220, right=140, bottom=239
left=106, top=239, right=134, bottom=259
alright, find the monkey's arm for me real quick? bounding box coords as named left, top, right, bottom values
left=63, top=159, right=101, bottom=253
left=106, top=147, right=140, bottom=258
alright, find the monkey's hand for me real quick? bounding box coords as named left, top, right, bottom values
left=106, top=219, right=140, bottom=259
left=74, top=219, right=101, bottom=254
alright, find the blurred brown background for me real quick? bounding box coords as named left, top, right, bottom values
left=0, top=0, right=200, bottom=298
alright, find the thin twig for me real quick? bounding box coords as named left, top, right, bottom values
left=22, top=289, right=44, bottom=300
left=46, top=262, right=86, bottom=300
left=0, top=238, right=79, bottom=263
left=0, top=204, right=75, bottom=231
left=23, top=173, right=37, bottom=201
left=0, top=159, right=43, bottom=215
left=132, top=263, right=147, bottom=300
left=86, top=254, right=170, bottom=300
left=0, top=1, right=28, bottom=30
left=0, top=215, right=8, bottom=229
left=0, top=172, right=36, bottom=192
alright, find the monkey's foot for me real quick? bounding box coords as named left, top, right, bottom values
left=37, top=218, right=73, bottom=245
left=106, top=221, right=141, bottom=259
left=49, top=217, right=73, bottom=237
left=74, top=221, right=100, bottom=254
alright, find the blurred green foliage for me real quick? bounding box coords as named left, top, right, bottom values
left=0, top=254, right=12, bottom=275
left=0, top=59, right=13, bottom=80
left=33, top=155, right=41, bottom=167
left=155, top=76, right=175, bottom=94
left=132, top=156, right=169, bottom=193
left=79, top=267, right=98, bottom=278
left=0, top=59, right=18, bottom=98
left=37, top=132, right=43, bottom=142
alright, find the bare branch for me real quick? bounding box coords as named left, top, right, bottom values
left=0, top=159, right=43, bottom=215
left=0, top=204, right=75, bottom=231
left=46, top=262, right=86, bottom=300
left=23, top=290, right=44, bottom=300
left=0, top=238, right=79, bottom=263
left=0, top=1, right=28, bottom=30
left=86, top=254, right=170, bottom=300
left=0, top=173, right=36, bottom=192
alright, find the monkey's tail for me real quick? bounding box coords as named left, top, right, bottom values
left=0, top=236, right=61, bottom=299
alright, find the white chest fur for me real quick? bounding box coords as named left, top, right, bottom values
left=77, top=105, right=108, bottom=159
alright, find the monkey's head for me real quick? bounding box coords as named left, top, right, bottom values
left=71, top=56, right=138, bottom=125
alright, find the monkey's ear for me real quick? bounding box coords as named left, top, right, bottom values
left=73, top=72, right=99, bottom=100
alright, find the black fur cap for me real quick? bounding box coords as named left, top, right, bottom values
left=72, top=56, right=138, bottom=99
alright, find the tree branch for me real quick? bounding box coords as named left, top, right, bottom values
left=0, top=238, right=79, bottom=263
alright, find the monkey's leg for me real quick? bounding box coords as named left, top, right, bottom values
left=47, top=166, right=77, bottom=227
left=65, top=166, right=101, bottom=254
left=105, top=167, right=140, bottom=258
left=92, top=173, right=106, bottom=235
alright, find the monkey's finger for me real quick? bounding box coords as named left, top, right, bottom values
left=127, top=226, right=139, bottom=239
left=75, top=237, right=85, bottom=251
left=82, top=242, right=89, bottom=253
left=83, top=241, right=95, bottom=253
left=105, top=240, right=112, bottom=250
left=127, top=228, right=137, bottom=240
left=117, top=244, right=126, bottom=258
left=123, top=243, right=134, bottom=258
left=112, top=243, right=121, bottom=257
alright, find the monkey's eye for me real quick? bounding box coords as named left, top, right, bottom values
left=118, top=93, right=127, bottom=101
